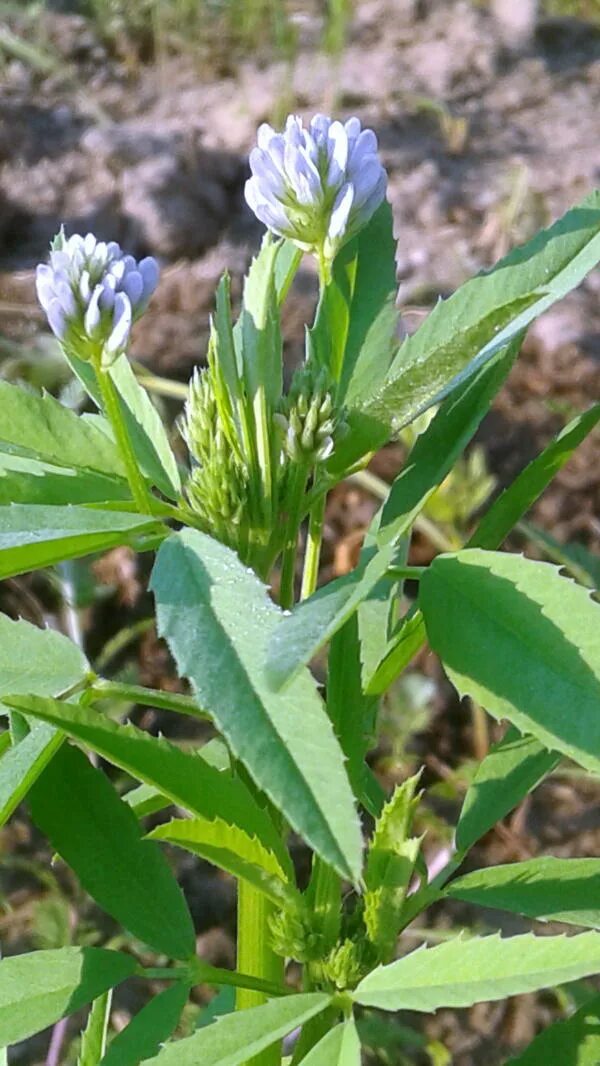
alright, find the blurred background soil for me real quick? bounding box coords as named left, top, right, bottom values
left=0, top=1, right=599, bottom=1063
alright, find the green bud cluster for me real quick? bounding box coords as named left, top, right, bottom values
left=277, top=365, right=345, bottom=466
left=269, top=891, right=380, bottom=993
left=269, top=900, right=325, bottom=963
left=270, top=774, right=425, bottom=995
left=181, top=367, right=248, bottom=549
left=314, top=936, right=377, bottom=992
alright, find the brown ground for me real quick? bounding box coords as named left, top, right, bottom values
left=1, top=1, right=600, bottom=1063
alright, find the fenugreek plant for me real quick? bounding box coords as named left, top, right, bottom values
left=1, top=114, right=600, bottom=1065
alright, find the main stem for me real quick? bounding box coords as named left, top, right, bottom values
left=236, top=853, right=284, bottom=1066
left=298, top=488, right=342, bottom=1060
left=236, top=564, right=284, bottom=1066
left=95, top=362, right=154, bottom=515
left=238, top=262, right=333, bottom=1066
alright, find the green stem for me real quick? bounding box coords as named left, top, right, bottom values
left=236, top=878, right=284, bottom=1066
left=133, top=367, right=188, bottom=400
left=387, top=565, right=426, bottom=581
left=279, top=464, right=309, bottom=611
left=139, top=963, right=290, bottom=999
left=253, top=384, right=273, bottom=529
left=317, top=247, right=331, bottom=293
left=94, top=618, right=154, bottom=673
left=196, top=960, right=289, bottom=999
left=300, top=493, right=326, bottom=602
left=137, top=966, right=189, bottom=980
left=307, top=858, right=341, bottom=952
left=95, top=363, right=154, bottom=515
left=87, top=680, right=210, bottom=720
left=233, top=558, right=286, bottom=1066
left=297, top=485, right=344, bottom=1063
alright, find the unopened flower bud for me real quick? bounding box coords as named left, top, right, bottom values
left=281, top=364, right=345, bottom=465
left=36, top=230, right=159, bottom=368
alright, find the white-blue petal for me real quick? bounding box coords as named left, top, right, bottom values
left=328, top=182, right=354, bottom=241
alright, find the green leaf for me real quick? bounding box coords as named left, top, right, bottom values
left=123, top=780, right=170, bottom=818
left=195, top=987, right=236, bottom=1029
left=420, top=549, right=600, bottom=775
left=300, top=1020, right=361, bottom=1065
left=327, top=613, right=384, bottom=817
left=9, top=693, right=290, bottom=879
left=365, top=607, right=427, bottom=696
left=0, top=504, right=162, bottom=578
left=151, top=529, right=362, bottom=883
left=268, top=341, right=519, bottom=689
left=364, top=775, right=422, bottom=961
left=0, top=724, right=63, bottom=828
left=340, top=202, right=399, bottom=405
left=366, top=403, right=600, bottom=696
left=455, top=726, right=559, bottom=854
left=274, top=241, right=303, bottom=305
left=213, top=274, right=243, bottom=403
left=101, top=983, right=189, bottom=1066
left=0, top=612, right=88, bottom=698
left=237, top=235, right=282, bottom=408
left=507, top=993, right=600, bottom=1065
left=148, top=818, right=295, bottom=904
left=78, top=991, right=112, bottom=1066
left=64, top=352, right=181, bottom=500
left=353, top=931, right=600, bottom=1012
left=140, top=993, right=331, bottom=1066
left=0, top=453, right=130, bottom=507
left=447, top=857, right=600, bottom=929
left=310, top=234, right=358, bottom=384
left=470, top=404, right=600, bottom=549
left=361, top=189, right=600, bottom=441
left=28, top=744, right=195, bottom=960
left=317, top=203, right=399, bottom=473
left=0, top=381, right=124, bottom=478
left=0, top=946, right=135, bottom=1045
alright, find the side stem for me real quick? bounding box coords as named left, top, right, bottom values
left=300, top=493, right=326, bottom=601
left=279, top=464, right=309, bottom=611
left=95, top=362, right=153, bottom=515
left=87, top=680, right=210, bottom=720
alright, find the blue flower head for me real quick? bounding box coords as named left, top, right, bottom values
left=245, top=114, right=387, bottom=262
left=36, top=231, right=159, bottom=368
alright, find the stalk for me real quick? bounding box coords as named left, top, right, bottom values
left=279, top=463, right=310, bottom=610
left=253, top=383, right=273, bottom=528
left=237, top=261, right=334, bottom=1066
left=300, top=493, right=326, bottom=601
left=95, top=363, right=153, bottom=515
left=297, top=485, right=343, bottom=1061
left=236, top=879, right=284, bottom=1066
left=236, top=547, right=286, bottom=1066
left=87, top=680, right=210, bottom=720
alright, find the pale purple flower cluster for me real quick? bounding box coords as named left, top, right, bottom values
left=245, top=114, right=387, bottom=258
left=36, top=232, right=159, bottom=365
